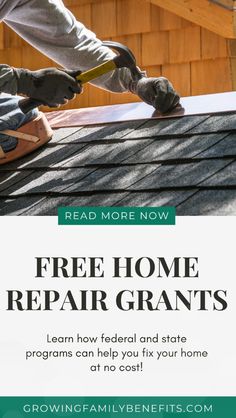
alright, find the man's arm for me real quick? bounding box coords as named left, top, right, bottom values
left=4, top=0, right=180, bottom=111
left=0, top=65, right=82, bottom=108
left=0, top=65, right=18, bottom=94
left=4, top=0, right=130, bottom=93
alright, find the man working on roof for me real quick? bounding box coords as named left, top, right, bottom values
left=0, top=0, right=180, bottom=155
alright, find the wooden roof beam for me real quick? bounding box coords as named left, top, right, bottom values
left=148, top=0, right=236, bottom=39
left=209, top=0, right=235, bottom=10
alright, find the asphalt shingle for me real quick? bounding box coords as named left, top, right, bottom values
left=0, top=167, right=95, bottom=196
left=58, top=139, right=152, bottom=167
left=0, top=143, right=86, bottom=170
left=23, top=193, right=130, bottom=215
left=125, top=133, right=227, bottom=163
left=0, top=196, right=44, bottom=215
left=196, top=133, right=236, bottom=158
left=0, top=170, right=33, bottom=193
left=1, top=108, right=236, bottom=215
left=130, top=159, right=232, bottom=190
left=115, top=190, right=196, bottom=207
left=53, top=120, right=145, bottom=143
left=124, top=115, right=210, bottom=139
left=187, top=113, right=236, bottom=134
left=50, top=127, right=84, bottom=143
left=201, top=160, right=236, bottom=186
left=177, top=190, right=236, bottom=215
left=65, top=164, right=159, bottom=192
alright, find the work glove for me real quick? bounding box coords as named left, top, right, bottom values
left=13, top=67, right=82, bottom=107
left=129, top=76, right=180, bottom=113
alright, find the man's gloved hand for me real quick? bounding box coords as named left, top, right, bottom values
left=13, top=67, right=82, bottom=107
left=129, top=76, right=180, bottom=113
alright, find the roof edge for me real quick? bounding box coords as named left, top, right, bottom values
left=46, top=91, right=236, bottom=128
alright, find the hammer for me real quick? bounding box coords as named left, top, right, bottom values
left=19, top=41, right=143, bottom=114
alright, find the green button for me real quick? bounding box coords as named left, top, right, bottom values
left=58, top=206, right=176, bottom=225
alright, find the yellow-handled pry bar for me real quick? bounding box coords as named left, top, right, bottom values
left=19, top=41, right=143, bottom=114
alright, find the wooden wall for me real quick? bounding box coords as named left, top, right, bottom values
left=0, top=0, right=233, bottom=110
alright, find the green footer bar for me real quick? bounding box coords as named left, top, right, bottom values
left=58, top=207, right=176, bottom=225
left=0, top=397, right=235, bottom=417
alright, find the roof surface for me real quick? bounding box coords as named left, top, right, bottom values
left=1, top=110, right=236, bottom=216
